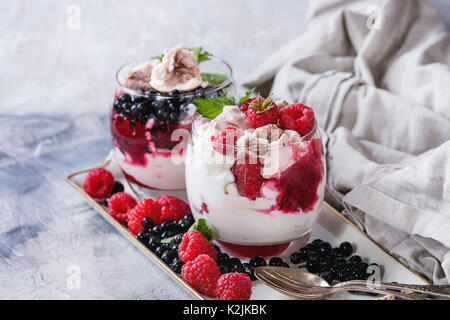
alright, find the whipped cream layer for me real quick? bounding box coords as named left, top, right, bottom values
left=114, top=147, right=185, bottom=190
left=185, top=107, right=325, bottom=245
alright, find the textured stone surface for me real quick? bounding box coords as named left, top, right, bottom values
left=0, top=0, right=449, bottom=300
left=0, top=0, right=309, bottom=300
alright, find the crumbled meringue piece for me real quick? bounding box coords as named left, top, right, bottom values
left=252, top=124, right=284, bottom=143
left=123, top=62, right=153, bottom=90
left=150, top=45, right=208, bottom=92
left=275, top=99, right=289, bottom=109
left=215, top=106, right=253, bottom=130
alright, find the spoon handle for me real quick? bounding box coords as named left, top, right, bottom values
left=331, top=284, right=429, bottom=300
left=337, top=280, right=450, bottom=298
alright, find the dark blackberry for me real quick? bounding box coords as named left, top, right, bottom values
left=130, top=101, right=152, bottom=122
left=242, top=263, right=256, bottom=281
left=331, top=247, right=344, bottom=258
left=217, top=252, right=230, bottom=266
left=137, top=231, right=149, bottom=244
left=280, top=262, right=290, bottom=268
left=151, top=99, right=166, bottom=112
left=339, top=241, right=353, bottom=257
left=155, top=243, right=171, bottom=257
left=113, top=99, right=122, bottom=113
left=161, top=230, right=174, bottom=239
left=171, top=258, right=184, bottom=274
left=111, top=181, right=125, bottom=195
left=298, top=247, right=309, bottom=260
left=219, top=265, right=230, bottom=275
left=147, top=235, right=160, bottom=251
left=249, top=256, right=266, bottom=268
left=161, top=249, right=177, bottom=265
left=150, top=224, right=163, bottom=236
left=290, top=252, right=303, bottom=264
left=183, top=214, right=195, bottom=224
left=269, top=257, right=284, bottom=267
left=306, top=251, right=319, bottom=263
left=118, top=93, right=132, bottom=103
left=145, top=89, right=157, bottom=95
left=231, top=264, right=245, bottom=273
left=333, top=257, right=347, bottom=268
left=358, top=262, right=369, bottom=274
left=349, top=255, right=362, bottom=265
left=161, top=220, right=177, bottom=232
left=214, top=245, right=221, bottom=254
left=318, top=242, right=332, bottom=255
left=177, top=219, right=191, bottom=232
left=167, top=100, right=178, bottom=112
left=155, top=108, right=168, bottom=122
left=132, top=93, right=147, bottom=102
left=228, top=258, right=242, bottom=269
left=169, top=112, right=179, bottom=124
left=319, top=256, right=333, bottom=272
left=141, top=217, right=154, bottom=230
left=320, top=271, right=334, bottom=284
left=124, top=218, right=128, bottom=228
left=306, top=260, right=320, bottom=273
left=173, top=233, right=183, bottom=244
left=311, top=239, right=323, bottom=247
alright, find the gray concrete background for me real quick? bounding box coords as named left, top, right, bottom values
left=0, top=0, right=449, bottom=300
left=1, top=0, right=310, bottom=116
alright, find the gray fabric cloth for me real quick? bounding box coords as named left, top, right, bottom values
left=243, top=0, right=450, bottom=284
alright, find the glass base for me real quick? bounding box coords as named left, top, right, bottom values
left=216, top=232, right=312, bottom=259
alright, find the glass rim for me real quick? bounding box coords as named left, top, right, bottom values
left=191, top=115, right=319, bottom=150
left=115, top=55, right=233, bottom=99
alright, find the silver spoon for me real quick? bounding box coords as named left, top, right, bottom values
left=254, top=267, right=441, bottom=300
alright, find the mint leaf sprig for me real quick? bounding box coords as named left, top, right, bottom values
left=160, top=218, right=216, bottom=245
left=193, top=92, right=236, bottom=119
left=192, top=88, right=256, bottom=119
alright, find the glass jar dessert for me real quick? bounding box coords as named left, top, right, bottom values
left=111, top=45, right=234, bottom=190
left=185, top=94, right=325, bottom=257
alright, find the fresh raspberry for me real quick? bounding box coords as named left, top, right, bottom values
left=181, top=254, right=221, bottom=297
left=279, top=103, right=315, bottom=136
left=107, top=192, right=137, bottom=224
left=211, top=126, right=239, bottom=155
left=231, top=157, right=265, bottom=200
left=156, top=195, right=191, bottom=222
left=244, top=95, right=279, bottom=129
left=127, top=198, right=161, bottom=235
left=240, top=98, right=253, bottom=113
left=178, top=230, right=217, bottom=263
left=215, top=273, right=252, bottom=300
left=83, top=168, right=115, bottom=199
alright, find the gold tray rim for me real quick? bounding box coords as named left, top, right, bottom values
left=65, top=159, right=430, bottom=300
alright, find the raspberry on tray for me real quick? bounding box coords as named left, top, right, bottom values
left=107, top=192, right=137, bottom=224
left=127, top=198, right=162, bottom=235
left=215, top=272, right=252, bottom=300
left=83, top=168, right=115, bottom=199
left=178, top=230, right=217, bottom=263
left=181, top=254, right=221, bottom=297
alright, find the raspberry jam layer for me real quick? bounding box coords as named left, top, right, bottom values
left=217, top=240, right=290, bottom=258
left=269, top=138, right=324, bottom=213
